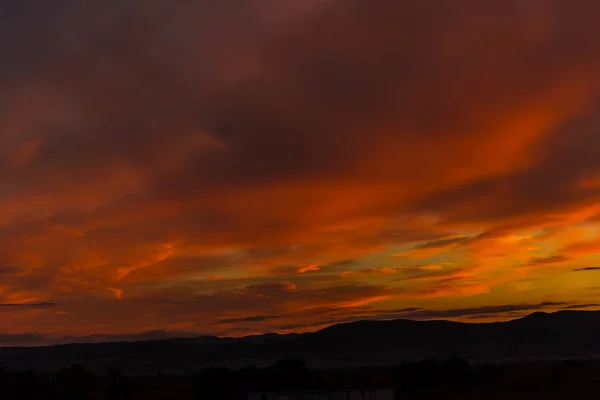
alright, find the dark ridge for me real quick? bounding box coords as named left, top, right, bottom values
left=1, top=310, right=599, bottom=373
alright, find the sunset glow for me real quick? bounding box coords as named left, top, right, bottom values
left=2, top=0, right=600, bottom=346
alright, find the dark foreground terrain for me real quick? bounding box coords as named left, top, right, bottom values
left=1, top=357, right=600, bottom=399
left=2, top=310, right=600, bottom=373
left=2, top=311, right=600, bottom=398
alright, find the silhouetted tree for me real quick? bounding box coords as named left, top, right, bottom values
left=51, top=364, right=94, bottom=400
left=475, top=364, right=501, bottom=386
left=394, top=359, right=440, bottom=391
left=236, top=366, right=263, bottom=393
left=196, top=367, right=234, bottom=400
left=107, top=368, right=132, bottom=400
left=268, top=358, right=313, bottom=391
left=14, top=369, right=49, bottom=400
left=549, top=361, right=579, bottom=385
left=439, top=357, right=470, bottom=386
left=0, top=363, right=11, bottom=396
left=352, top=369, right=377, bottom=391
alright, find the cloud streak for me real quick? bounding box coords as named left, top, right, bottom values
left=1, top=0, right=600, bottom=342
left=574, top=267, right=600, bottom=272
left=0, top=302, right=56, bottom=309
left=388, top=302, right=568, bottom=320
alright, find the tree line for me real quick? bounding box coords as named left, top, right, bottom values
left=1, top=357, right=598, bottom=399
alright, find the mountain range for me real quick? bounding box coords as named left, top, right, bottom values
left=2, top=310, right=599, bottom=373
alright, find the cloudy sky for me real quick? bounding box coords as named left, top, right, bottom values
left=2, top=0, right=600, bottom=346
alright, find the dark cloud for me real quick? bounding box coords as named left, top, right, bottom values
left=574, top=266, right=600, bottom=272
left=0, top=302, right=56, bottom=309
left=325, top=259, right=357, bottom=269
left=392, top=307, right=424, bottom=313
left=0, top=266, right=21, bottom=275
left=278, top=323, right=316, bottom=331
left=466, top=315, right=497, bottom=320
left=385, top=302, right=568, bottom=320
left=161, top=0, right=600, bottom=196
left=564, top=304, right=599, bottom=310
left=0, top=333, right=47, bottom=346
left=54, top=330, right=205, bottom=345
left=539, top=301, right=567, bottom=306
left=217, top=315, right=282, bottom=325
left=526, top=255, right=571, bottom=268
left=1, top=0, right=600, bottom=338
left=0, top=330, right=205, bottom=347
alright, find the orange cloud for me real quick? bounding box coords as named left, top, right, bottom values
left=2, top=0, right=600, bottom=342
left=298, top=264, right=321, bottom=273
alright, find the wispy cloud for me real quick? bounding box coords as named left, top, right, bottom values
left=1, top=0, right=600, bottom=339
left=526, top=255, right=571, bottom=268
left=217, top=315, right=283, bottom=325
left=564, top=303, right=599, bottom=309
left=0, top=302, right=56, bottom=309
left=574, top=266, right=600, bottom=272
left=385, top=302, right=568, bottom=320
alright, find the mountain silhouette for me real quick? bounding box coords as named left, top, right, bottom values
left=2, top=310, right=599, bottom=373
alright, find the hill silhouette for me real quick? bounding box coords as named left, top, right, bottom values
left=2, top=310, right=599, bottom=373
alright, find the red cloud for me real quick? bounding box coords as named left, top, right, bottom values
left=2, top=0, right=600, bottom=341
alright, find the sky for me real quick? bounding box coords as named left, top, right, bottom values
left=2, top=0, right=600, bottom=346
